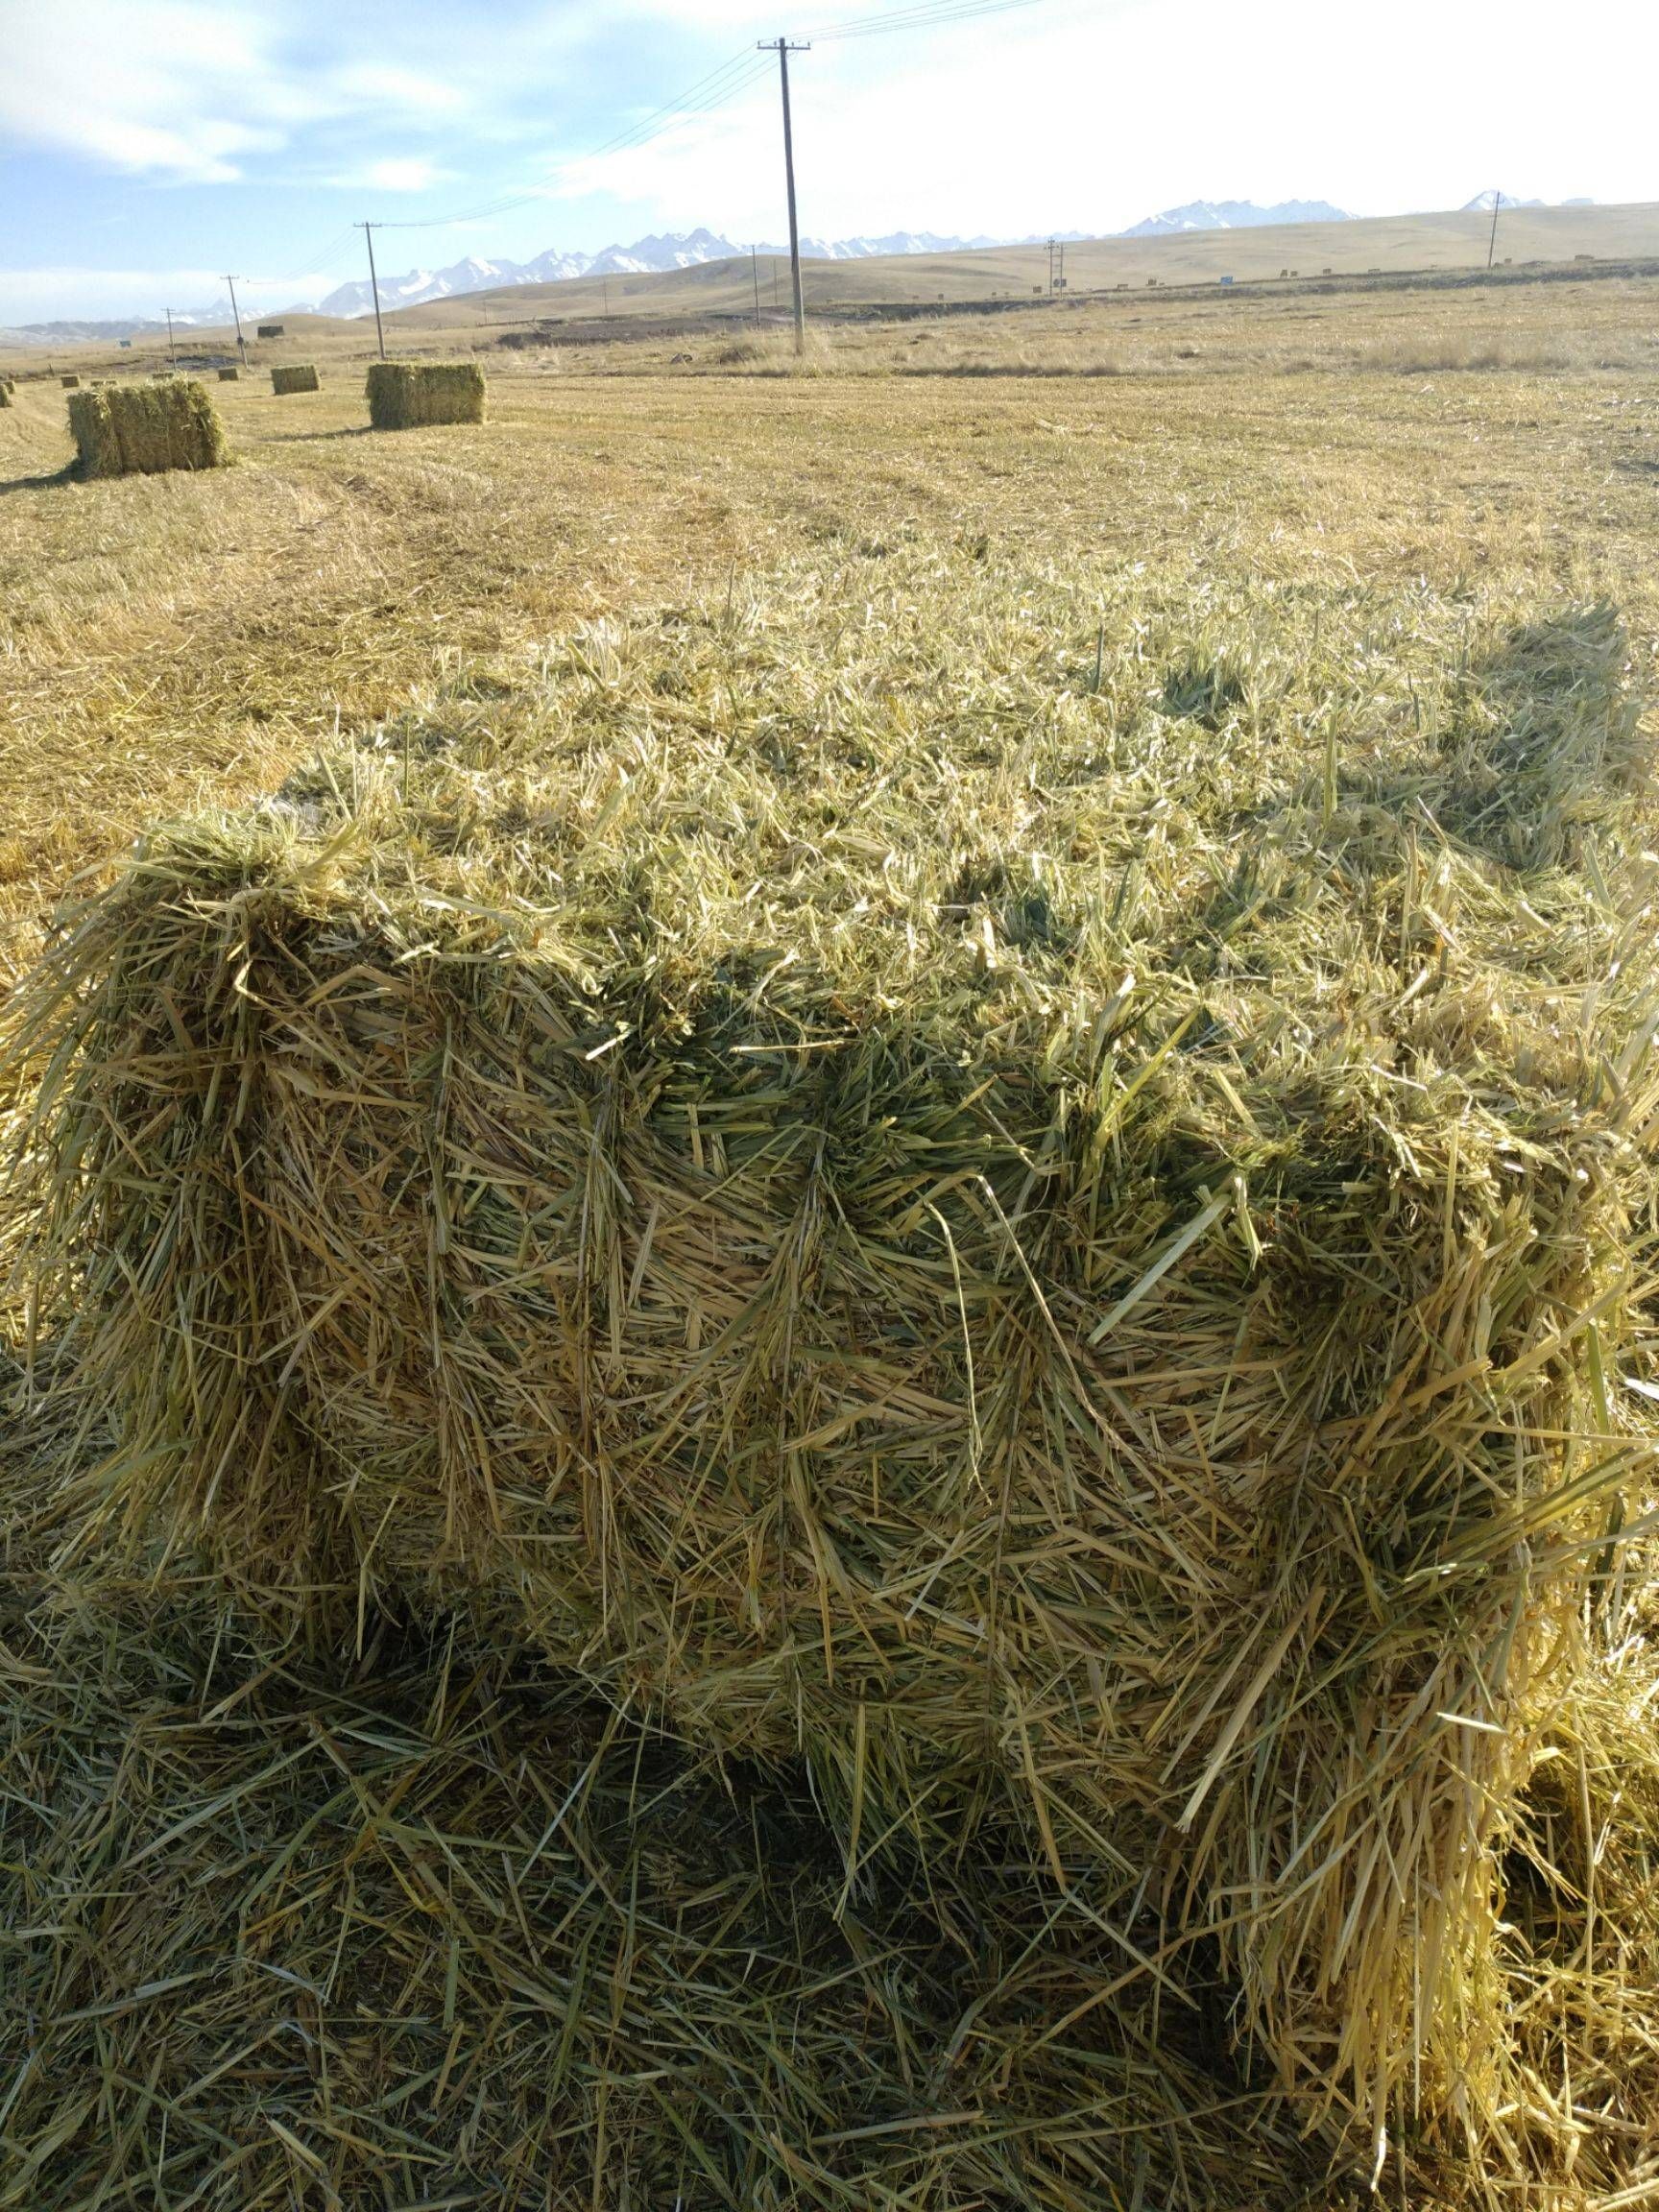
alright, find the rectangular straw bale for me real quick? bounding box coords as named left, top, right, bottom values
left=60, top=374, right=80, bottom=388
left=8, top=554, right=1656, bottom=2155
left=271, top=364, right=321, bottom=395
left=0, top=385, right=11, bottom=408
left=67, top=378, right=230, bottom=478
left=217, top=367, right=239, bottom=381
left=366, top=359, right=486, bottom=429
left=255, top=322, right=284, bottom=338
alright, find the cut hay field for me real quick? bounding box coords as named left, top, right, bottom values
left=2, top=269, right=1656, bottom=986
left=2, top=269, right=1658, bottom=2211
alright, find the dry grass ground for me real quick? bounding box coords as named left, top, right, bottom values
left=2, top=268, right=1657, bottom=994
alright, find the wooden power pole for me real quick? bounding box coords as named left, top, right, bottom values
left=356, top=223, right=387, bottom=360
left=1486, top=191, right=1502, bottom=271
left=163, top=307, right=178, bottom=368
left=224, top=275, right=248, bottom=366
left=758, top=37, right=809, bottom=355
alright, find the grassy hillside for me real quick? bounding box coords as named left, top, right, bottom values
left=399, top=199, right=1659, bottom=329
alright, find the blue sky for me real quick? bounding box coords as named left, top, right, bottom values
left=4, top=0, right=1656, bottom=324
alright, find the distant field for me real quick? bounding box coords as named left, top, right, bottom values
left=7, top=200, right=1659, bottom=383
left=2, top=256, right=1657, bottom=984
left=404, top=198, right=1659, bottom=329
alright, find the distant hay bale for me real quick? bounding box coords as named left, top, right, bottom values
left=67, top=377, right=230, bottom=479
left=217, top=367, right=239, bottom=382
left=10, top=557, right=1655, bottom=2154
left=271, top=364, right=320, bottom=395
left=255, top=323, right=285, bottom=338
left=365, top=359, right=486, bottom=430
left=60, top=374, right=80, bottom=389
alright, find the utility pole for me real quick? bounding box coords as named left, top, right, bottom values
left=223, top=274, right=248, bottom=366
left=355, top=223, right=387, bottom=360
left=163, top=307, right=178, bottom=368
left=752, top=244, right=762, bottom=327
left=1046, top=238, right=1056, bottom=298
left=758, top=37, right=809, bottom=355
left=1486, top=191, right=1502, bottom=271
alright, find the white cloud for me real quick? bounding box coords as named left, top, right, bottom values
left=0, top=0, right=291, bottom=181
left=361, top=157, right=453, bottom=193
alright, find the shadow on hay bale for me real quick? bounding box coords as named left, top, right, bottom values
left=271, top=363, right=321, bottom=395
left=366, top=358, right=486, bottom=428
left=0, top=1422, right=1346, bottom=2212
left=6, top=553, right=1656, bottom=2164
left=66, top=378, right=230, bottom=479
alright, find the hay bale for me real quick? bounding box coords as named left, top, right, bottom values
left=0, top=385, right=10, bottom=409
left=8, top=556, right=1657, bottom=2153
left=255, top=322, right=284, bottom=338
left=66, top=378, right=230, bottom=479
left=271, top=364, right=320, bottom=395
left=60, top=373, right=80, bottom=389
left=217, top=366, right=239, bottom=382
left=365, top=358, right=486, bottom=429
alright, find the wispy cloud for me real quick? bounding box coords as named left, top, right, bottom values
left=0, top=1, right=290, bottom=182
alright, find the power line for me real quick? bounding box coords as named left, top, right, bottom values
left=339, top=0, right=1060, bottom=241
left=374, top=49, right=772, bottom=232
left=808, top=0, right=1054, bottom=40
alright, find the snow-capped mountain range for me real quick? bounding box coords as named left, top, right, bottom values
left=310, top=227, right=1008, bottom=318
left=1122, top=199, right=1352, bottom=235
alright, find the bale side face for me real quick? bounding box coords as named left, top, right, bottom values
left=366, top=360, right=487, bottom=429
left=217, top=367, right=239, bottom=382
left=68, top=378, right=229, bottom=478
left=270, top=364, right=321, bottom=395
left=60, top=374, right=80, bottom=389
